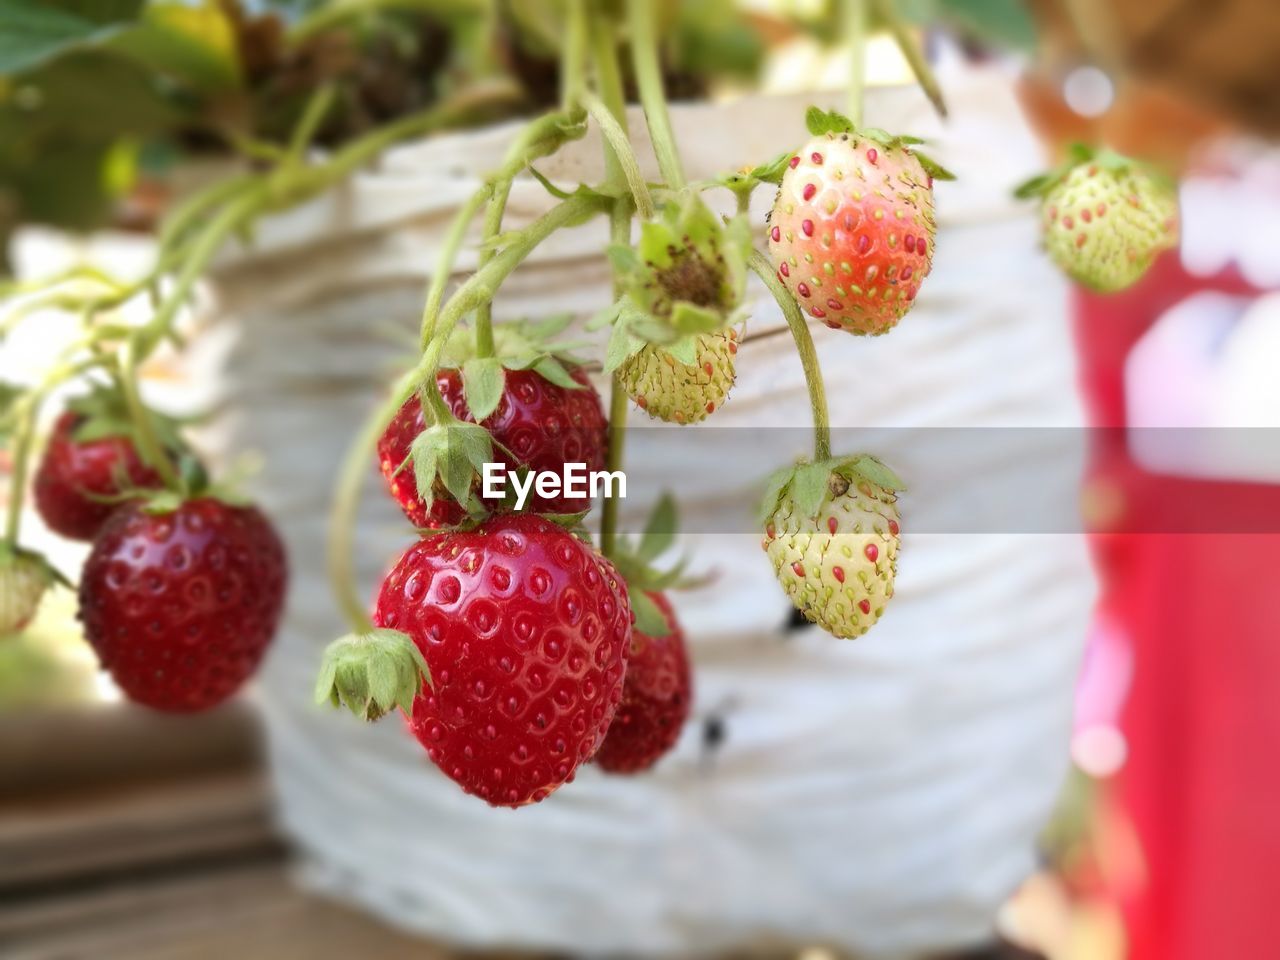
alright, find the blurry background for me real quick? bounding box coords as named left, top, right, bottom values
left=2, top=1, right=1278, bottom=958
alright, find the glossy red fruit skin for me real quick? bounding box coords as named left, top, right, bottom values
left=79, top=498, right=287, bottom=713
left=377, top=366, right=608, bottom=529
left=34, top=412, right=169, bottom=540
left=595, top=591, right=692, bottom=774
left=373, top=513, right=632, bottom=807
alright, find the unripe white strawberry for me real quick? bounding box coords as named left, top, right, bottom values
left=1019, top=148, right=1179, bottom=293
left=0, top=550, right=58, bottom=637
left=761, top=456, right=902, bottom=639
left=618, top=328, right=739, bottom=425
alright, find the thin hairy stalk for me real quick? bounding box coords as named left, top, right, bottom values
left=626, top=0, right=684, bottom=191
left=581, top=91, right=655, bottom=219
left=750, top=251, right=831, bottom=461
left=844, top=0, right=867, bottom=127
left=118, top=339, right=181, bottom=489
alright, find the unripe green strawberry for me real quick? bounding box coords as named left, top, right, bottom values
left=618, top=328, right=739, bottom=425
left=760, top=455, right=902, bottom=639
left=1017, top=147, right=1179, bottom=293
left=767, top=109, right=951, bottom=336
left=0, top=549, right=59, bottom=637
left=1041, top=161, right=1178, bottom=292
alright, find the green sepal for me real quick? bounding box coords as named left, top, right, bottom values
left=314, top=628, right=431, bottom=722
left=636, top=492, right=677, bottom=564
left=1012, top=144, right=1168, bottom=201
left=806, top=106, right=856, bottom=136
left=629, top=590, right=670, bottom=637
left=461, top=357, right=505, bottom=421
left=747, top=150, right=792, bottom=185
left=528, top=165, right=574, bottom=200
left=758, top=453, right=906, bottom=524
left=410, top=419, right=493, bottom=513
left=801, top=112, right=956, bottom=181
left=0, top=544, right=72, bottom=590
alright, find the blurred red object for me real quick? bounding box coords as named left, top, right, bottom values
left=1074, top=248, right=1280, bottom=960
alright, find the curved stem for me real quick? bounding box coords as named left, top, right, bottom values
left=593, top=7, right=633, bottom=561
left=844, top=0, right=867, bottom=128
left=626, top=0, right=684, bottom=191
left=118, top=339, right=181, bottom=489
left=419, top=186, right=492, bottom=350
left=750, top=250, right=830, bottom=462
left=581, top=92, right=655, bottom=220
left=3, top=396, right=40, bottom=544
left=285, top=83, right=338, bottom=165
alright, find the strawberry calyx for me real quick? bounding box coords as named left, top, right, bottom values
left=0, top=544, right=68, bottom=636
left=314, top=627, right=431, bottom=722
left=64, top=382, right=193, bottom=463
left=439, top=316, right=593, bottom=422
left=759, top=453, right=906, bottom=525
left=605, top=493, right=707, bottom=636
left=1013, top=143, right=1173, bottom=200
left=597, top=193, right=752, bottom=362
left=801, top=106, right=956, bottom=182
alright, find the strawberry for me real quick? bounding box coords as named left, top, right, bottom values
left=79, top=497, right=287, bottom=712
left=1017, top=147, right=1179, bottom=293
left=617, top=328, right=739, bottom=425
left=378, top=322, right=607, bottom=528
left=34, top=411, right=171, bottom=541
left=602, top=196, right=751, bottom=424
left=0, top=548, right=62, bottom=637
left=595, top=590, right=691, bottom=774
left=760, top=454, right=902, bottom=639
left=767, top=108, right=951, bottom=336
left=357, top=513, right=632, bottom=806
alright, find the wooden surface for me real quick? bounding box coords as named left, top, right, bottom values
left=0, top=703, right=499, bottom=960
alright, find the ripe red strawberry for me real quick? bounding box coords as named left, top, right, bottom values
left=377, top=365, right=607, bottom=528
left=595, top=590, right=692, bottom=774
left=79, top=498, right=287, bottom=712
left=767, top=109, right=951, bottom=335
left=372, top=513, right=632, bottom=806
left=34, top=412, right=170, bottom=540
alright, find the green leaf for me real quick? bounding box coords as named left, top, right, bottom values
left=527, top=164, right=574, bottom=200
left=0, top=0, right=129, bottom=75
left=604, top=320, right=642, bottom=373
left=669, top=300, right=723, bottom=337
left=461, top=357, right=505, bottom=421
left=914, top=152, right=956, bottom=182
left=757, top=464, right=794, bottom=525
left=936, top=0, right=1036, bottom=53
left=637, top=492, right=678, bottom=563
left=663, top=336, right=697, bottom=367
left=630, top=591, right=670, bottom=638
left=532, top=356, right=581, bottom=390
left=790, top=461, right=832, bottom=519
left=105, top=0, right=243, bottom=94
left=805, top=105, right=855, bottom=136
left=747, top=150, right=792, bottom=185
left=844, top=453, right=906, bottom=492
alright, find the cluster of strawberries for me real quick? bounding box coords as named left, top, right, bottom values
left=8, top=397, right=286, bottom=713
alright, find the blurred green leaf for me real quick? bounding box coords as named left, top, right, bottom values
left=107, top=1, right=244, bottom=94
left=0, top=0, right=127, bottom=75
left=935, top=0, right=1036, bottom=52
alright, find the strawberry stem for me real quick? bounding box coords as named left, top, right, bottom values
left=844, top=0, right=867, bottom=128
left=3, top=395, right=39, bottom=545
left=118, top=339, right=181, bottom=491
left=581, top=92, right=655, bottom=219
left=627, top=0, right=685, bottom=192
left=750, top=250, right=831, bottom=461
left=592, top=5, right=633, bottom=561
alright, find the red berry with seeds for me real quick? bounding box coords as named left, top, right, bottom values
left=372, top=513, right=632, bottom=806
left=378, top=365, right=607, bottom=528
left=34, top=412, right=172, bottom=540
left=79, top=498, right=287, bottom=712
left=595, top=591, right=692, bottom=774
left=768, top=113, right=950, bottom=335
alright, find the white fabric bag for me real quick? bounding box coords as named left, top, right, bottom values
left=206, top=58, right=1093, bottom=959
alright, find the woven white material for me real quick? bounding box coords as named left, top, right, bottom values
left=206, top=59, right=1093, bottom=959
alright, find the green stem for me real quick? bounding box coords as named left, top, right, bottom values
left=626, top=0, right=684, bottom=191
left=3, top=396, right=39, bottom=544
left=472, top=186, right=508, bottom=360
left=118, top=339, right=181, bottom=489
left=419, top=186, right=492, bottom=350
left=285, top=83, right=338, bottom=165
left=593, top=7, right=632, bottom=561
left=750, top=250, right=830, bottom=461
left=581, top=92, right=655, bottom=220
left=844, top=0, right=866, bottom=128
left=560, top=0, right=588, bottom=110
